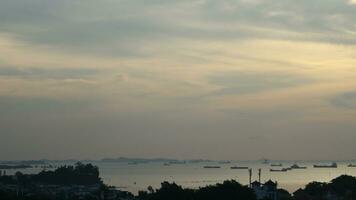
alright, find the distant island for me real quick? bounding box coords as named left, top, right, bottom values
left=0, top=157, right=216, bottom=166
left=100, top=157, right=213, bottom=164
left=0, top=160, right=47, bottom=165
left=0, top=165, right=32, bottom=170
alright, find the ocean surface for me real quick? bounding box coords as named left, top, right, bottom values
left=4, top=160, right=356, bottom=194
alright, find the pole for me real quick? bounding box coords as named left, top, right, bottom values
left=258, top=168, right=261, bottom=183
left=249, top=168, right=252, bottom=187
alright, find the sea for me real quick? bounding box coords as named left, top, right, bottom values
left=3, top=160, right=356, bottom=194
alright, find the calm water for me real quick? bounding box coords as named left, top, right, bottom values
left=4, top=161, right=356, bottom=194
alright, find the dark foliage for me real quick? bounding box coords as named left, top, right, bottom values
left=293, top=175, right=356, bottom=200
left=32, top=162, right=100, bottom=185
left=138, top=180, right=256, bottom=200
left=304, top=181, right=328, bottom=198
left=0, top=165, right=32, bottom=170
left=0, top=162, right=101, bottom=186
left=0, top=175, right=17, bottom=184
left=277, top=189, right=292, bottom=200
left=196, top=180, right=256, bottom=200
left=329, top=175, right=356, bottom=196
left=0, top=189, right=52, bottom=200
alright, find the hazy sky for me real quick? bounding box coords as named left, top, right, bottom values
left=1, top=0, right=356, bottom=161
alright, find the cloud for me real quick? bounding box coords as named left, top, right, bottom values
left=208, top=71, right=312, bottom=96
left=1, top=0, right=356, bottom=57
left=329, top=91, right=356, bottom=108
left=0, top=66, right=99, bottom=80
left=0, top=95, right=98, bottom=117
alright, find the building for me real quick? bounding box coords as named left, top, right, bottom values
left=251, top=180, right=278, bottom=200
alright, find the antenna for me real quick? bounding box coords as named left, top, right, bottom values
left=249, top=168, right=252, bottom=187
left=258, top=168, right=261, bottom=183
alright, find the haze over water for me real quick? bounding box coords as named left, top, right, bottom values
left=4, top=160, right=356, bottom=194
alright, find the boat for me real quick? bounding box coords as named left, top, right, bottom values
left=270, top=168, right=287, bottom=172
left=203, top=166, right=221, bottom=169
left=271, top=163, right=282, bottom=167
left=291, top=164, right=307, bottom=169
left=169, top=161, right=186, bottom=165
left=230, top=166, right=248, bottom=169
left=219, top=161, right=231, bottom=164
left=313, top=162, right=337, bottom=168
left=262, top=159, right=269, bottom=164
left=348, top=164, right=356, bottom=167
left=163, top=163, right=170, bottom=166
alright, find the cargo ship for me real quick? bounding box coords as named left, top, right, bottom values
left=291, top=164, right=307, bottom=169
left=203, top=166, right=221, bottom=169
left=230, top=166, right=249, bottom=169
left=313, top=162, right=337, bottom=168
left=270, top=168, right=288, bottom=172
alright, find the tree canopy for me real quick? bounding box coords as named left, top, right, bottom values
left=138, top=180, right=256, bottom=200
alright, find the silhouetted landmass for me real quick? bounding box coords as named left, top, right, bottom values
left=0, top=158, right=215, bottom=166
left=100, top=157, right=214, bottom=164
left=277, top=189, right=292, bottom=200
left=138, top=175, right=356, bottom=200
left=0, top=160, right=47, bottom=165
left=293, top=175, right=356, bottom=200
left=100, top=157, right=182, bottom=164
left=0, top=162, right=100, bottom=185
left=0, top=165, right=32, bottom=170
left=138, top=180, right=257, bottom=200
left=0, top=162, right=136, bottom=200
left=34, top=162, right=100, bottom=185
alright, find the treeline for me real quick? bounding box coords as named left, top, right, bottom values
left=0, top=191, right=57, bottom=200
left=294, top=175, right=356, bottom=200
left=137, top=175, right=356, bottom=200
left=0, top=165, right=32, bottom=170
left=138, top=180, right=257, bottom=200
left=0, top=162, right=101, bottom=185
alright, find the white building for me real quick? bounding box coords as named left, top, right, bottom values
left=251, top=180, right=278, bottom=200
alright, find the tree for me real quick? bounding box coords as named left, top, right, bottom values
left=138, top=180, right=256, bottom=200
left=329, top=175, right=356, bottom=196
left=277, top=189, right=292, bottom=200
left=196, top=180, right=256, bottom=200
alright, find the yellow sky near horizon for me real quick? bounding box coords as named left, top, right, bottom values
left=1, top=33, right=356, bottom=112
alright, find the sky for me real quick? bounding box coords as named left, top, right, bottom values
left=1, top=0, right=356, bottom=161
